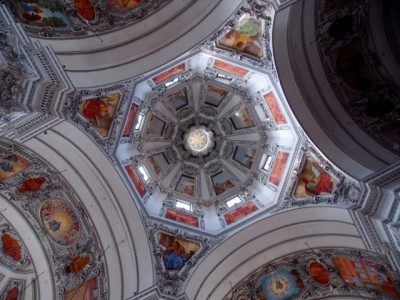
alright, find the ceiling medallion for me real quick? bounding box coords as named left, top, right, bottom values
left=184, top=126, right=214, bottom=156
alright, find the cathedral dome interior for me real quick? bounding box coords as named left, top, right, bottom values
left=0, top=0, right=399, bottom=299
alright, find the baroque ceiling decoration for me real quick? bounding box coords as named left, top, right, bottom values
left=0, top=139, right=108, bottom=299
left=1, top=0, right=399, bottom=299
left=315, top=0, right=400, bottom=155
left=0, top=6, right=74, bottom=141
left=115, top=52, right=300, bottom=234
left=4, top=0, right=172, bottom=37
left=229, top=248, right=400, bottom=300
left=145, top=218, right=225, bottom=297
left=0, top=217, right=33, bottom=299
left=61, top=0, right=364, bottom=238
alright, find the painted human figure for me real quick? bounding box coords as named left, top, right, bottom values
left=6, top=287, right=19, bottom=300
left=164, top=241, right=187, bottom=271
left=48, top=219, right=61, bottom=232
left=19, top=2, right=42, bottom=13
left=19, top=177, right=45, bottom=193
left=302, top=173, right=333, bottom=195
left=2, top=234, right=21, bottom=261
left=82, top=98, right=110, bottom=123
left=1, top=160, right=14, bottom=172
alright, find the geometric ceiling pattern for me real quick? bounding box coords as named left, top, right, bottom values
left=1, top=0, right=400, bottom=299
left=115, top=53, right=299, bottom=233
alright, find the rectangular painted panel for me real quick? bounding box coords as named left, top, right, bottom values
left=224, top=202, right=258, bottom=225
left=213, top=59, right=249, bottom=77
left=152, top=63, right=185, bottom=85
left=125, top=164, right=147, bottom=198
left=122, top=104, right=138, bottom=137
left=263, top=91, right=287, bottom=125
left=269, top=152, right=289, bottom=186
left=165, top=209, right=199, bottom=227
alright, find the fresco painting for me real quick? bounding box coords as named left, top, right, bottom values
left=107, top=0, right=143, bottom=15
left=125, top=164, right=147, bottom=198
left=146, top=115, right=166, bottom=137
left=224, top=202, right=258, bottom=225
left=166, top=89, right=188, bottom=110
left=148, top=153, right=169, bottom=175
left=219, top=15, right=263, bottom=59
left=0, top=154, right=31, bottom=182
left=334, top=257, right=400, bottom=297
left=66, top=256, right=91, bottom=274
left=2, top=282, right=23, bottom=300
left=152, top=63, right=185, bottom=85
left=230, top=107, right=255, bottom=130
left=213, top=59, right=249, bottom=77
left=122, top=104, right=139, bottom=137
left=40, top=200, right=80, bottom=246
left=233, top=145, right=257, bottom=169
left=74, top=0, right=96, bottom=21
left=309, top=261, right=330, bottom=285
left=269, top=152, right=289, bottom=186
left=19, top=177, right=45, bottom=193
left=175, top=175, right=196, bottom=197
left=294, top=156, right=336, bottom=198
left=6, top=287, right=20, bottom=300
left=157, top=232, right=200, bottom=271
left=1, top=234, right=22, bottom=261
left=211, top=171, right=235, bottom=196
left=205, top=85, right=228, bottom=107
left=12, top=1, right=71, bottom=27
left=165, top=209, right=199, bottom=227
left=255, top=268, right=304, bottom=300
left=80, top=93, right=121, bottom=137
left=66, top=277, right=98, bottom=300
left=263, top=91, right=287, bottom=125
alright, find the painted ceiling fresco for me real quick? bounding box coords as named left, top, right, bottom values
left=5, top=0, right=171, bottom=37
left=230, top=248, right=400, bottom=300
left=0, top=140, right=107, bottom=299
left=56, top=2, right=370, bottom=297
left=58, top=3, right=364, bottom=241
left=1, top=0, right=397, bottom=299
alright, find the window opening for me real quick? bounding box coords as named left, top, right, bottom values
left=176, top=200, right=192, bottom=211
left=226, top=196, right=242, bottom=208
left=164, top=77, right=180, bottom=88
left=263, top=155, right=272, bottom=171
left=135, top=114, right=145, bottom=130
left=138, top=165, right=149, bottom=181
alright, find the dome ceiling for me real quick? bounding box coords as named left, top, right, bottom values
left=115, top=52, right=298, bottom=233
left=2, top=1, right=400, bottom=299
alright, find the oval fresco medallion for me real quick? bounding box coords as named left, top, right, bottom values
left=40, top=200, right=80, bottom=246
left=74, top=0, right=96, bottom=21
left=309, top=261, right=330, bottom=285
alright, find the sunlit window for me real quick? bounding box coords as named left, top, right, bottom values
left=176, top=200, right=192, bottom=211
left=263, top=155, right=272, bottom=171
left=138, top=165, right=149, bottom=181
left=164, top=77, right=180, bottom=88
left=216, top=73, right=232, bottom=83
left=226, top=196, right=242, bottom=208
left=134, top=114, right=144, bottom=130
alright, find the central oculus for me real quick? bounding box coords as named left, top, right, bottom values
left=184, top=126, right=214, bottom=156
